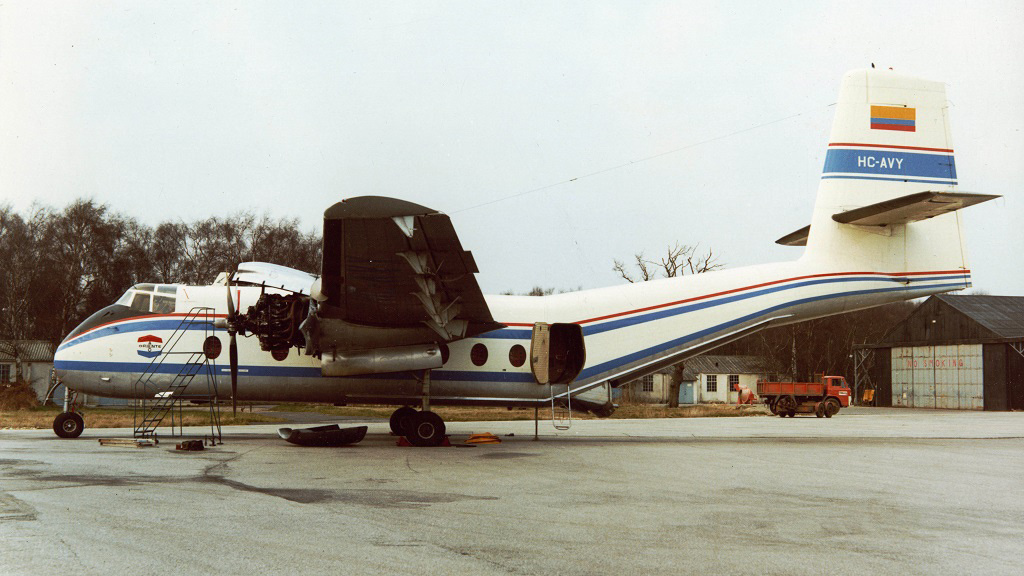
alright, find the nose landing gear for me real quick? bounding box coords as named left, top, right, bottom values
left=53, top=411, right=85, bottom=438
left=51, top=386, right=85, bottom=438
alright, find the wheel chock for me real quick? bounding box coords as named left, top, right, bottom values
left=396, top=435, right=452, bottom=447
left=465, top=433, right=501, bottom=444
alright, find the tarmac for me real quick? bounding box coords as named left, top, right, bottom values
left=2, top=407, right=1022, bottom=575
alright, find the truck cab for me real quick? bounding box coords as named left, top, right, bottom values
left=822, top=376, right=852, bottom=408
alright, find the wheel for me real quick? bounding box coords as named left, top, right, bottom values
left=406, top=411, right=446, bottom=447
left=768, top=400, right=780, bottom=415
left=53, top=412, right=85, bottom=438
left=825, top=398, right=840, bottom=418
left=389, top=406, right=417, bottom=436
left=776, top=395, right=796, bottom=418
left=815, top=402, right=825, bottom=418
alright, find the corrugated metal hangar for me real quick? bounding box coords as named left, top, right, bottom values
left=855, top=295, right=1024, bottom=411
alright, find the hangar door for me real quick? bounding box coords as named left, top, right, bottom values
left=891, top=345, right=983, bottom=410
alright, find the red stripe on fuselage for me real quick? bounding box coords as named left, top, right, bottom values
left=829, top=142, right=953, bottom=153
left=62, top=312, right=227, bottom=345
left=502, top=270, right=969, bottom=327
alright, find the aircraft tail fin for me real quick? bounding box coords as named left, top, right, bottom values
left=796, top=69, right=996, bottom=284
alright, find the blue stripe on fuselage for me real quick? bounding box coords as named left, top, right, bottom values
left=57, top=278, right=968, bottom=388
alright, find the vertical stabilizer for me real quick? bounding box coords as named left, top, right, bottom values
left=804, top=69, right=969, bottom=284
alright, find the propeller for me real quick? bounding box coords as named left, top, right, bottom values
left=225, top=273, right=240, bottom=417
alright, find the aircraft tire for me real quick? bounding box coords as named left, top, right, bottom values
left=389, top=406, right=418, bottom=436
left=407, top=411, right=446, bottom=447
left=53, top=412, right=85, bottom=439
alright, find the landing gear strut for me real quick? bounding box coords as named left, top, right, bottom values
left=53, top=386, right=84, bottom=438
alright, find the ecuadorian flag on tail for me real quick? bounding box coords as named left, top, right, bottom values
left=870, top=105, right=915, bottom=132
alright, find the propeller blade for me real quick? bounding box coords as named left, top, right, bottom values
left=230, top=332, right=238, bottom=417
left=226, top=273, right=236, bottom=320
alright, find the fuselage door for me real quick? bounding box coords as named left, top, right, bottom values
left=530, top=322, right=586, bottom=385
left=530, top=323, right=551, bottom=385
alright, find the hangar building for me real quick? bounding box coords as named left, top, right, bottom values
left=856, top=295, right=1024, bottom=411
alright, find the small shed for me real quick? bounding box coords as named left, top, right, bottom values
left=0, top=340, right=56, bottom=401
left=683, top=355, right=780, bottom=404
left=856, top=294, right=1024, bottom=411
left=620, top=354, right=777, bottom=404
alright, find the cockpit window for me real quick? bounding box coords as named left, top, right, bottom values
left=120, top=284, right=179, bottom=313
left=153, top=295, right=175, bottom=314
left=130, top=293, right=152, bottom=312
left=115, top=290, right=133, bottom=307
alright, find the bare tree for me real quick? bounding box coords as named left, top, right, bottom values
left=0, top=199, right=324, bottom=342
left=613, top=242, right=722, bottom=283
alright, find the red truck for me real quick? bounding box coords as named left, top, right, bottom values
left=757, top=375, right=851, bottom=418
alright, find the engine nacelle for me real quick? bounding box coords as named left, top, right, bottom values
left=320, top=344, right=443, bottom=377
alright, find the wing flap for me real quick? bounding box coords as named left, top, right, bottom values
left=318, top=196, right=503, bottom=348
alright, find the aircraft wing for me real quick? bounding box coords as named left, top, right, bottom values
left=317, top=196, right=504, bottom=346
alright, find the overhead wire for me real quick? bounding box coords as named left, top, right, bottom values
left=452, top=105, right=831, bottom=215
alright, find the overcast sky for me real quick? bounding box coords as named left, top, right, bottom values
left=2, top=1, right=1022, bottom=296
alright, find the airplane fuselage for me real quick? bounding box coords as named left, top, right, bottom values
left=53, top=258, right=969, bottom=409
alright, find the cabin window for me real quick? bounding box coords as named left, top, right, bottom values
left=470, top=343, right=488, bottom=366
left=729, top=374, right=739, bottom=391
left=152, top=295, right=176, bottom=314
left=508, top=344, right=526, bottom=368
left=130, top=293, right=152, bottom=312
left=156, top=285, right=177, bottom=294
left=641, top=374, right=654, bottom=392
left=706, top=374, right=718, bottom=392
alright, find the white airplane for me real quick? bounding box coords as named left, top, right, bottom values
left=52, top=69, right=997, bottom=445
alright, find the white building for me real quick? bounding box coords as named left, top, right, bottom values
left=621, top=355, right=778, bottom=404
left=0, top=340, right=56, bottom=401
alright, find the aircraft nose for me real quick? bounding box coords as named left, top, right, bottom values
left=53, top=342, right=70, bottom=380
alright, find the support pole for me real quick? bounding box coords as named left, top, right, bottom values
left=62, top=385, right=70, bottom=412
left=533, top=405, right=539, bottom=441
left=421, top=369, right=431, bottom=412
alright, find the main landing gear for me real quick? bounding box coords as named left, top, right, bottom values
left=389, top=406, right=447, bottom=447
left=387, top=369, right=447, bottom=447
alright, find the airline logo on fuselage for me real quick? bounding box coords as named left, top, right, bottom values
left=137, top=335, right=163, bottom=358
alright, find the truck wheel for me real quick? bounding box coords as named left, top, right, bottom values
left=815, top=402, right=825, bottom=418
left=825, top=398, right=840, bottom=418
left=768, top=400, right=779, bottom=416
left=776, top=395, right=796, bottom=417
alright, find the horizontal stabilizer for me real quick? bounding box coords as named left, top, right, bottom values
left=831, top=191, right=999, bottom=227
left=775, top=225, right=810, bottom=247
